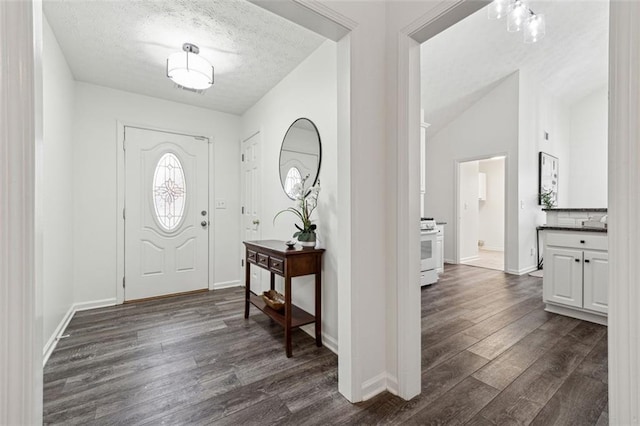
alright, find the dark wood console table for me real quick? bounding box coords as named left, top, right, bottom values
left=243, top=240, right=325, bottom=357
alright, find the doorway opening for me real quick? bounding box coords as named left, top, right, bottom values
left=457, top=155, right=506, bottom=272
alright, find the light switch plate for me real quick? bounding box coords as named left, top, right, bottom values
left=215, top=199, right=226, bottom=209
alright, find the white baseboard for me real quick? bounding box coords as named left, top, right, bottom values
left=460, top=255, right=480, bottom=263
left=480, top=246, right=504, bottom=252
left=212, top=280, right=241, bottom=290
left=42, top=298, right=116, bottom=366
left=506, top=265, right=538, bottom=276
left=386, top=374, right=399, bottom=396
left=300, top=324, right=338, bottom=355
left=42, top=305, right=75, bottom=366
left=361, top=372, right=388, bottom=401
left=444, top=258, right=454, bottom=264
left=74, top=298, right=117, bottom=312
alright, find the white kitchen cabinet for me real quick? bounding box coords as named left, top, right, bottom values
left=543, top=247, right=584, bottom=308
left=583, top=250, right=609, bottom=314
left=542, top=230, right=608, bottom=324
left=436, top=224, right=444, bottom=274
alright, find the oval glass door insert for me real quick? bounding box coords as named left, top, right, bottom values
left=283, top=166, right=302, bottom=198
left=153, top=152, right=186, bottom=231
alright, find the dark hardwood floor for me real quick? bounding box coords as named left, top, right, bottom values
left=44, top=264, right=608, bottom=425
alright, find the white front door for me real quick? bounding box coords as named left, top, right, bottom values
left=124, top=127, right=209, bottom=301
left=241, top=132, right=262, bottom=289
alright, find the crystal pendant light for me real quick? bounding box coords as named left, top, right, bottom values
left=524, top=14, right=546, bottom=43
left=507, top=0, right=529, bottom=32
left=487, top=0, right=511, bottom=20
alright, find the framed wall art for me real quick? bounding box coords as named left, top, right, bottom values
left=538, top=152, right=559, bottom=207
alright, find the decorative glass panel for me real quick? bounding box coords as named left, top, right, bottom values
left=153, top=153, right=186, bottom=231
left=284, top=167, right=302, bottom=198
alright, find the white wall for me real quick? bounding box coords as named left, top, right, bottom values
left=72, top=83, right=241, bottom=304
left=459, top=161, right=479, bottom=261
left=425, top=72, right=519, bottom=271
left=478, top=158, right=505, bottom=251
left=240, top=41, right=339, bottom=350
left=42, top=17, right=75, bottom=351
left=567, top=87, right=608, bottom=207
left=517, top=69, right=571, bottom=273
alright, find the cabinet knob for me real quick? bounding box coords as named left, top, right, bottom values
left=575, top=259, right=580, bottom=262
left=585, top=259, right=591, bottom=263
left=580, top=240, right=586, bottom=244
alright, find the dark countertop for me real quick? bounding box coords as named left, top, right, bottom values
left=537, top=225, right=607, bottom=233
left=542, top=208, right=607, bottom=212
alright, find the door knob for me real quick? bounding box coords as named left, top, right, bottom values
left=252, top=219, right=260, bottom=225
left=201, top=220, right=208, bottom=228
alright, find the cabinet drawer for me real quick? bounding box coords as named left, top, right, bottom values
left=269, top=257, right=284, bottom=274
left=257, top=253, right=269, bottom=267
left=546, top=232, right=607, bottom=251
left=247, top=250, right=257, bottom=263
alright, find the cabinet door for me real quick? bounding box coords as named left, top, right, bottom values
left=436, top=236, right=444, bottom=274
left=583, top=250, right=608, bottom=314
left=543, top=247, right=583, bottom=308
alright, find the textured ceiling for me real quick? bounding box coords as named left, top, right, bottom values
left=44, top=0, right=326, bottom=115
left=421, top=0, right=609, bottom=137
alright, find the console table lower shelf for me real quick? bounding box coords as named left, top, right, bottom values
left=243, top=240, right=325, bottom=357
left=248, top=293, right=316, bottom=329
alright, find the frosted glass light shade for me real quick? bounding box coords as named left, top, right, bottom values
left=167, top=51, right=213, bottom=90
left=524, top=14, right=546, bottom=43
left=507, top=0, right=529, bottom=32
left=488, top=0, right=511, bottom=20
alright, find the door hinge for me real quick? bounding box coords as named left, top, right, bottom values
left=123, top=208, right=126, bottom=220
left=122, top=277, right=125, bottom=288
left=241, top=259, right=245, bottom=267
left=241, top=206, right=245, bottom=214
left=241, top=153, right=245, bottom=162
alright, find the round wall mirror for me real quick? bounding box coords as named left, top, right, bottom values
left=279, top=118, right=322, bottom=199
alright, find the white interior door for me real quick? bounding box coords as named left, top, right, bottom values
left=458, top=161, right=480, bottom=262
left=124, top=127, right=209, bottom=301
left=241, top=132, right=262, bottom=288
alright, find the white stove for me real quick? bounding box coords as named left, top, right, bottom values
left=421, top=218, right=438, bottom=286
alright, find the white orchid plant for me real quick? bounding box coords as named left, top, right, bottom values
left=274, top=175, right=321, bottom=242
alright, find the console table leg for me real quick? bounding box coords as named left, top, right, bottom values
left=270, top=272, right=275, bottom=291
left=244, top=261, right=250, bottom=319
left=285, top=276, right=292, bottom=357
left=315, top=263, right=322, bottom=348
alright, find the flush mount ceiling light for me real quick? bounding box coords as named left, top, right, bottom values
left=166, top=43, right=214, bottom=91
left=488, top=0, right=546, bottom=44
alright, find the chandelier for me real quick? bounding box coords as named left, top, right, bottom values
left=488, top=0, right=546, bottom=44
left=166, top=43, right=214, bottom=91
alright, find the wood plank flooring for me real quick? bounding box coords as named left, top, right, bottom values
left=44, top=264, right=608, bottom=425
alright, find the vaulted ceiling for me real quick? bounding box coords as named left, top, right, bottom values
left=421, top=0, right=609, bottom=136
left=44, top=0, right=326, bottom=115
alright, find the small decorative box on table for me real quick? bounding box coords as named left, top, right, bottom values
left=243, top=240, right=325, bottom=357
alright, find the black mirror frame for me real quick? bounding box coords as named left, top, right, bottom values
left=278, top=117, right=322, bottom=200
